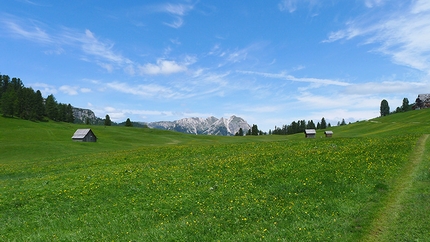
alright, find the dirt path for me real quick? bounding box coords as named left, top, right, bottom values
left=363, top=134, right=429, bottom=242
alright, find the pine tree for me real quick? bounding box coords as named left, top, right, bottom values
left=320, top=117, right=327, bottom=129
left=104, top=114, right=112, bottom=126
left=45, top=94, right=58, bottom=120
left=251, top=124, right=259, bottom=135
left=380, top=99, right=390, bottom=116
left=340, top=119, right=346, bottom=126
left=125, top=118, right=133, bottom=127
left=401, top=98, right=410, bottom=112
left=66, top=104, right=74, bottom=123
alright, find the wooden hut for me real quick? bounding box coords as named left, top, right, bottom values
left=304, top=129, right=316, bottom=138
left=72, top=129, right=97, bottom=142
left=324, top=131, right=333, bottom=137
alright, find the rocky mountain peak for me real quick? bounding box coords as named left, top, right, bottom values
left=146, top=115, right=250, bottom=136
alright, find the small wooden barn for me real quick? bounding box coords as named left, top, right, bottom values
left=72, top=129, right=97, bottom=142
left=304, top=129, right=316, bottom=138
left=324, top=131, right=333, bottom=137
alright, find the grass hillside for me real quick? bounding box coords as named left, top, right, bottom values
left=1, top=109, right=429, bottom=241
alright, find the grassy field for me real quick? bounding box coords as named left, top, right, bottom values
left=1, top=109, right=430, bottom=241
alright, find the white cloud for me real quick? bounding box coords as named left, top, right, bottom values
left=1, top=15, right=52, bottom=44
left=152, top=3, right=195, bottom=28
left=344, top=80, right=429, bottom=95
left=364, top=0, right=385, bottom=8
left=238, top=70, right=350, bottom=87
left=138, top=59, right=187, bottom=75
left=80, top=88, right=92, bottom=93
left=59, top=85, right=79, bottom=95
left=29, top=82, right=57, bottom=96
left=278, top=0, right=297, bottom=13
left=106, top=81, right=183, bottom=99
left=164, top=17, right=184, bottom=28
left=325, top=0, right=430, bottom=74
left=79, top=29, right=132, bottom=67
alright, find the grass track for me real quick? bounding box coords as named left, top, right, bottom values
left=363, top=134, right=429, bottom=241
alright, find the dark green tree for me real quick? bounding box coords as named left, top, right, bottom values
left=125, top=118, right=133, bottom=127
left=66, top=104, right=74, bottom=123
left=34, top=90, right=45, bottom=120
left=340, top=119, right=347, bottom=126
left=251, top=124, right=259, bottom=135
left=401, top=98, right=410, bottom=112
left=57, top=103, right=67, bottom=122
left=320, top=117, right=327, bottom=129
left=1, top=86, right=17, bottom=117
left=306, top=120, right=316, bottom=129
left=380, top=99, right=390, bottom=116
left=45, top=94, right=58, bottom=120
left=104, top=114, right=112, bottom=126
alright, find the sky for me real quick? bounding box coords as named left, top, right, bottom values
left=1, top=0, right=430, bottom=131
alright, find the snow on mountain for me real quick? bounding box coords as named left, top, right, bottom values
left=146, top=115, right=251, bottom=136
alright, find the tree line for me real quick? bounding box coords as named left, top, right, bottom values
left=0, top=74, right=74, bottom=122
left=380, top=97, right=418, bottom=117
left=270, top=117, right=335, bottom=135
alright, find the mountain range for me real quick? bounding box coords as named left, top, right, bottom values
left=71, top=107, right=250, bottom=136
left=145, top=115, right=251, bottom=136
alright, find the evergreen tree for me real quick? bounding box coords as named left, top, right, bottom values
left=320, top=117, right=327, bottom=129
left=125, top=118, right=133, bottom=127
left=380, top=99, right=390, bottom=116
left=34, top=90, right=45, bottom=120
left=401, top=98, right=410, bottom=112
left=57, top=103, right=67, bottom=122
left=104, top=114, right=112, bottom=126
left=1, top=86, right=17, bottom=117
left=306, top=120, right=316, bottom=129
left=45, top=94, right=58, bottom=120
left=66, top=104, right=74, bottom=123
left=251, top=124, right=259, bottom=135
left=340, top=119, right=346, bottom=126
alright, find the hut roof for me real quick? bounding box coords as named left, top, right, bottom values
left=304, top=129, right=316, bottom=134
left=324, top=131, right=333, bottom=135
left=72, top=129, right=93, bottom=139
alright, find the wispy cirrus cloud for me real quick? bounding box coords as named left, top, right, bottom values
left=148, top=2, right=195, bottom=28
left=238, top=70, right=350, bottom=87
left=364, top=0, right=385, bottom=8
left=60, top=28, right=133, bottom=72
left=1, top=15, right=133, bottom=72
left=106, top=81, right=186, bottom=100
left=0, top=14, right=52, bottom=43
left=324, top=0, right=430, bottom=74
left=278, top=0, right=298, bottom=13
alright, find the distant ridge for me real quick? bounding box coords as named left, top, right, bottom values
left=145, top=115, right=251, bottom=136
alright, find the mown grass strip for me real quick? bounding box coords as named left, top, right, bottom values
left=363, top=134, right=429, bottom=241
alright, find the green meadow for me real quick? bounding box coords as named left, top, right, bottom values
left=1, top=109, right=430, bottom=241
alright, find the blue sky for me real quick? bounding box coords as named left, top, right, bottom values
left=1, top=0, right=430, bottom=131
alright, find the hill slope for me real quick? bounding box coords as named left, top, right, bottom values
left=1, top=109, right=430, bottom=241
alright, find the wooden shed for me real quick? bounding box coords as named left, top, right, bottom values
left=72, top=129, right=97, bottom=142
left=324, top=131, right=333, bottom=137
left=304, top=129, right=316, bottom=138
